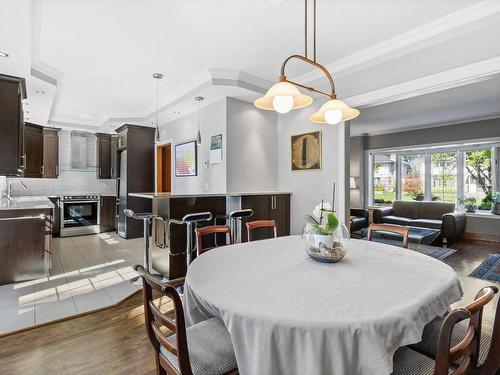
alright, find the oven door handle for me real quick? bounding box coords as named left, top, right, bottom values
left=62, top=200, right=100, bottom=204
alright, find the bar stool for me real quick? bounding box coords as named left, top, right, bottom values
left=216, top=209, right=253, bottom=244
left=169, top=212, right=213, bottom=267
left=124, top=209, right=155, bottom=285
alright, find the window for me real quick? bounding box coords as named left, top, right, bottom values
left=369, top=143, right=499, bottom=208
left=431, top=152, right=457, bottom=203
left=373, top=153, right=396, bottom=204
left=401, top=154, right=425, bottom=201
left=464, top=149, right=493, bottom=210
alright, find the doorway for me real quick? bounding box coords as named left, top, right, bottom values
left=156, top=143, right=171, bottom=193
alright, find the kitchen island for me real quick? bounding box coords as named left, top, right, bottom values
left=0, top=196, right=54, bottom=285
left=129, top=191, right=291, bottom=280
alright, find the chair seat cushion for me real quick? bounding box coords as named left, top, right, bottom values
left=392, top=347, right=438, bottom=375
left=382, top=215, right=413, bottom=226
left=410, top=316, right=491, bottom=365
left=160, top=317, right=237, bottom=375
left=410, top=219, right=442, bottom=230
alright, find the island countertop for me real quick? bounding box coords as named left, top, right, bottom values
left=0, top=196, right=55, bottom=211
left=129, top=191, right=292, bottom=199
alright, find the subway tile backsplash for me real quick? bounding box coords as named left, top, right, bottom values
left=4, top=129, right=116, bottom=197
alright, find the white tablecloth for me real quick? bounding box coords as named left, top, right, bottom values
left=184, top=236, right=463, bottom=375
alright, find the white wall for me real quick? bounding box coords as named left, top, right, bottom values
left=6, top=130, right=116, bottom=196
left=226, top=98, right=278, bottom=192
left=158, top=98, right=227, bottom=194
left=277, top=102, right=345, bottom=235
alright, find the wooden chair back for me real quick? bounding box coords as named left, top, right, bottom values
left=367, top=223, right=410, bottom=249
left=468, top=286, right=499, bottom=375
left=434, top=286, right=497, bottom=375
left=134, top=265, right=192, bottom=375
left=246, top=220, right=277, bottom=242
left=195, top=225, right=232, bottom=255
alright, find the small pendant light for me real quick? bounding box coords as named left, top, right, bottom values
left=152, top=73, right=164, bottom=142
left=195, top=96, right=204, bottom=146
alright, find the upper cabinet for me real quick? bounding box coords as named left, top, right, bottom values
left=24, top=123, right=44, bottom=178
left=0, top=74, right=26, bottom=176
left=96, top=133, right=116, bottom=179
left=42, top=128, right=60, bottom=178
left=24, top=123, right=60, bottom=179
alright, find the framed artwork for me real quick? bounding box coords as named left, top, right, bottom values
left=175, top=140, right=197, bottom=176
left=291, top=131, right=322, bottom=171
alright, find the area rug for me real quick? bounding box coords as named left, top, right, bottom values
left=361, top=237, right=457, bottom=260
left=469, top=254, right=500, bottom=282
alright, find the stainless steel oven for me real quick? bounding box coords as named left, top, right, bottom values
left=60, top=194, right=100, bottom=237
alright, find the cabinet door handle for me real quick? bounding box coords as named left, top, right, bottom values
left=99, top=167, right=102, bottom=177
left=110, top=167, right=113, bottom=177
left=56, top=165, right=59, bottom=176
left=20, top=154, right=26, bottom=169
left=41, top=165, right=45, bottom=175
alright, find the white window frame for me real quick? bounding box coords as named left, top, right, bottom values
left=368, top=140, right=500, bottom=207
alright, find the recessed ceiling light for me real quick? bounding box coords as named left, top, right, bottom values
left=173, top=111, right=180, bottom=114
left=0, top=52, right=8, bottom=58
left=36, top=90, right=45, bottom=94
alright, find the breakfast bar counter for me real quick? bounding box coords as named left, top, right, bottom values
left=130, top=191, right=291, bottom=280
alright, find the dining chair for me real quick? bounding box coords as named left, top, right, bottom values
left=392, top=286, right=497, bottom=374
left=134, top=265, right=239, bottom=375
left=411, top=286, right=499, bottom=374
left=195, top=225, right=232, bottom=255
left=367, top=223, right=410, bottom=249
left=246, top=220, right=277, bottom=242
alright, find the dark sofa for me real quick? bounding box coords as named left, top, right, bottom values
left=350, top=208, right=369, bottom=233
left=372, top=200, right=466, bottom=244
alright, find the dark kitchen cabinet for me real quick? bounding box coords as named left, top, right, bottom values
left=110, top=136, right=118, bottom=179
left=100, top=195, right=116, bottom=232
left=0, top=74, right=26, bottom=176
left=42, top=128, right=60, bottom=178
left=24, top=123, right=44, bottom=178
left=96, top=133, right=112, bottom=179
left=48, top=197, right=61, bottom=237
left=241, top=194, right=290, bottom=241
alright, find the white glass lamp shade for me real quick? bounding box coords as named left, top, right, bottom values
left=309, top=98, right=360, bottom=124
left=254, top=81, right=313, bottom=113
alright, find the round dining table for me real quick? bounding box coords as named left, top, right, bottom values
left=183, top=235, right=463, bottom=375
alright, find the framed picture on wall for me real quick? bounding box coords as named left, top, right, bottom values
left=291, top=131, right=322, bottom=171
left=175, top=140, right=197, bottom=176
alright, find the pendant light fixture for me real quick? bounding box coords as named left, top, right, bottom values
left=195, top=96, right=204, bottom=146
left=152, top=73, right=163, bottom=141
left=254, top=0, right=359, bottom=124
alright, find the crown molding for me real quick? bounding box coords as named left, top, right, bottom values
left=346, top=56, right=500, bottom=108
left=295, top=0, right=500, bottom=84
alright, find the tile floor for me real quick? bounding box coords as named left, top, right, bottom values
left=0, top=232, right=144, bottom=335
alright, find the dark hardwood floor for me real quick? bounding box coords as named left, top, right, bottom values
left=0, top=239, right=498, bottom=375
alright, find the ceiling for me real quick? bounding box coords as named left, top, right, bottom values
left=1, top=0, right=499, bottom=135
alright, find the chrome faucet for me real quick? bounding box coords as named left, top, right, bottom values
left=7, top=180, right=28, bottom=200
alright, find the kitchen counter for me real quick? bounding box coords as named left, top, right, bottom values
left=129, top=191, right=292, bottom=199
left=0, top=196, right=54, bottom=211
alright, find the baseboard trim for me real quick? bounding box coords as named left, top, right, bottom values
left=463, top=232, right=500, bottom=243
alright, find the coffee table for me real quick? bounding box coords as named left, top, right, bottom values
left=361, top=226, right=441, bottom=248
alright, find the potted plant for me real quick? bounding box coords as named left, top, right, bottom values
left=303, top=202, right=349, bottom=262
left=491, top=192, right=500, bottom=215
left=458, top=195, right=478, bottom=213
